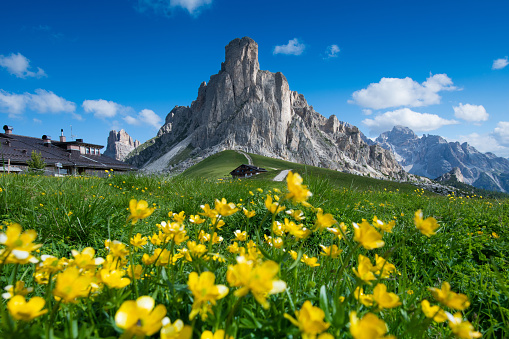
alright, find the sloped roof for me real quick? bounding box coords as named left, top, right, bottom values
left=0, top=133, right=136, bottom=171
left=230, top=164, right=267, bottom=175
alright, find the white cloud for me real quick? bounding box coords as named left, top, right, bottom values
left=362, top=108, right=459, bottom=135
left=82, top=99, right=126, bottom=118
left=0, top=53, right=46, bottom=78
left=362, top=109, right=372, bottom=116
left=0, top=89, right=76, bottom=118
left=124, top=109, right=162, bottom=129
left=136, top=0, right=212, bottom=16
left=350, top=74, right=457, bottom=110
left=324, top=44, right=340, bottom=58
left=33, top=118, right=42, bottom=124
left=458, top=132, right=509, bottom=158
left=493, top=121, right=509, bottom=147
left=28, top=89, right=75, bottom=113
left=453, top=103, right=489, bottom=122
left=492, top=57, right=508, bottom=70
left=273, top=38, right=306, bottom=56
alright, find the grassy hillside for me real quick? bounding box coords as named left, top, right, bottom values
left=182, top=150, right=423, bottom=195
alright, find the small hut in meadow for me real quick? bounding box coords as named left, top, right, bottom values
left=230, top=164, right=267, bottom=178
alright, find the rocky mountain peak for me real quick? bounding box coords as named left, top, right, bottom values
left=127, top=37, right=407, bottom=180
left=103, top=129, right=140, bottom=161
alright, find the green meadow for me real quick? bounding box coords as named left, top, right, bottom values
left=0, top=152, right=508, bottom=338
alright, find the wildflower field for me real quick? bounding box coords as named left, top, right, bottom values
left=0, top=170, right=507, bottom=339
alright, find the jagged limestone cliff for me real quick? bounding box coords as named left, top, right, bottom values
left=103, top=129, right=140, bottom=161
left=127, top=37, right=406, bottom=180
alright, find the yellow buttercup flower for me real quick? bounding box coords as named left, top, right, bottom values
left=372, top=216, right=396, bottom=233
left=301, top=254, right=320, bottom=267
left=199, top=204, right=218, bottom=219
left=373, top=254, right=396, bottom=278
left=315, top=211, right=336, bottom=230
left=242, top=208, right=256, bottom=218
left=373, top=283, right=401, bottom=310
left=447, top=312, right=482, bottom=339
left=189, top=214, right=206, bottom=224
left=130, top=233, right=148, bottom=248
left=353, top=286, right=374, bottom=307
left=349, top=311, right=395, bottom=339
left=353, top=255, right=376, bottom=284
left=161, top=317, right=192, bottom=339
left=226, top=257, right=286, bottom=309
left=71, top=247, right=105, bottom=269
left=284, top=300, right=332, bottom=339
left=201, top=329, right=233, bottom=339
left=286, top=209, right=305, bottom=221
left=7, top=295, right=48, bottom=321
left=352, top=221, right=384, bottom=250
left=265, top=195, right=286, bottom=214
left=421, top=300, right=447, bottom=322
left=100, top=269, right=131, bottom=289
left=319, top=244, right=342, bottom=258
left=127, top=199, right=155, bottom=224
left=414, top=210, right=439, bottom=237
left=115, top=296, right=167, bottom=337
left=284, top=218, right=311, bottom=239
left=2, top=281, right=34, bottom=299
left=327, top=222, right=348, bottom=240
left=286, top=171, right=312, bottom=204
left=214, top=198, right=238, bottom=217
left=105, top=240, right=129, bottom=258
left=188, top=271, right=229, bottom=320
left=0, top=223, right=42, bottom=264
left=53, top=266, right=92, bottom=303
left=429, top=281, right=470, bottom=310
left=233, top=230, right=248, bottom=241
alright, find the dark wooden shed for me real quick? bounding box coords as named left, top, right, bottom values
left=230, top=164, right=267, bottom=178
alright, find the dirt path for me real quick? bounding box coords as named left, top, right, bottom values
left=236, top=150, right=253, bottom=165
left=273, top=169, right=291, bottom=182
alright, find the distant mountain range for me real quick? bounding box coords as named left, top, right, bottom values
left=375, top=126, right=509, bottom=192
left=123, top=37, right=407, bottom=180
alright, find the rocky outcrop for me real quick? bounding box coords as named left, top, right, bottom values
left=376, top=126, right=509, bottom=192
left=103, top=129, right=140, bottom=161
left=127, top=37, right=407, bottom=180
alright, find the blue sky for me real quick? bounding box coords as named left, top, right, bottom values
left=1, top=0, right=509, bottom=157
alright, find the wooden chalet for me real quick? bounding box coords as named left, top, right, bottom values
left=230, top=164, right=267, bottom=178
left=0, top=125, right=136, bottom=176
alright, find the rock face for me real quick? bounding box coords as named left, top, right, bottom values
left=127, top=37, right=407, bottom=180
left=103, top=129, right=140, bottom=161
left=376, top=126, right=509, bottom=192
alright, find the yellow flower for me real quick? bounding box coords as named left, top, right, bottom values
left=100, top=269, right=131, bottom=289
left=187, top=241, right=208, bottom=259
left=428, top=282, right=470, bottom=310
left=372, top=216, right=396, bottom=233
left=226, top=257, right=286, bottom=309
left=373, top=283, right=401, bottom=310
left=447, top=312, right=482, bottom=339
left=127, top=264, right=143, bottom=280
left=2, top=281, right=34, bottom=299
left=353, top=220, right=384, bottom=250
left=373, top=254, right=396, bottom=278
left=349, top=311, right=395, bottom=339
left=115, top=296, right=167, bottom=337
left=353, top=286, right=374, bottom=307
left=284, top=301, right=331, bottom=339
left=286, top=171, right=312, bottom=204
left=286, top=209, right=305, bottom=221
left=353, top=255, right=376, bottom=284
left=7, top=295, right=48, bottom=321
left=214, top=198, right=238, bottom=217
left=228, top=242, right=240, bottom=254
left=242, top=208, right=256, bottom=218
left=105, top=240, right=129, bottom=258
left=265, top=195, right=286, bottom=214
left=233, top=230, right=248, bottom=241
left=161, top=317, right=192, bottom=339
left=327, top=222, right=348, bottom=240
left=301, top=254, right=320, bottom=267
left=284, top=218, right=311, bottom=239
left=315, top=211, right=336, bottom=230
left=53, top=266, right=92, bottom=303
left=289, top=250, right=298, bottom=260
left=130, top=233, right=148, bottom=248
left=0, top=223, right=42, bottom=263
left=127, top=199, right=155, bottom=224
left=71, top=247, right=105, bottom=269
left=171, top=211, right=186, bottom=223
left=414, top=210, right=439, bottom=237
left=201, top=329, right=233, bottom=339
left=199, top=204, right=218, bottom=219
left=421, top=300, right=447, bottom=322
left=319, top=244, right=342, bottom=258
left=189, top=215, right=206, bottom=224
left=188, top=271, right=229, bottom=320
